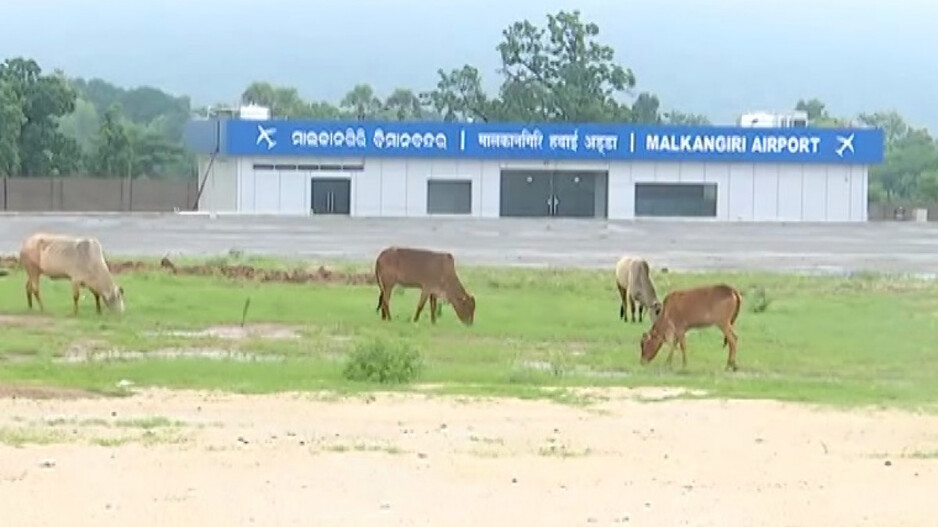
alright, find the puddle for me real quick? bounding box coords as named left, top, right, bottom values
left=519, top=360, right=630, bottom=379
left=58, top=347, right=285, bottom=363
left=143, top=323, right=301, bottom=341
left=0, top=352, right=39, bottom=364
left=0, top=314, right=54, bottom=328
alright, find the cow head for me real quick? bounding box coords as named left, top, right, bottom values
left=453, top=292, right=475, bottom=326
left=104, top=284, right=125, bottom=314
left=640, top=329, right=664, bottom=364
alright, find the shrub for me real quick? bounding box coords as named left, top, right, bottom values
left=343, top=338, right=423, bottom=384
left=746, top=285, right=771, bottom=314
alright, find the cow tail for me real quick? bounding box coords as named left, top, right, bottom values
left=374, top=265, right=384, bottom=312
left=723, top=287, right=742, bottom=348
left=731, top=287, right=742, bottom=325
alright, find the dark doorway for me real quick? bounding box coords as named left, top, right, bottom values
left=552, top=171, right=597, bottom=217
left=427, top=180, right=472, bottom=215
left=311, top=178, right=351, bottom=215
left=499, top=171, right=552, bottom=217
left=634, top=182, right=717, bottom=217
left=500, top=170, right=607, bottom=218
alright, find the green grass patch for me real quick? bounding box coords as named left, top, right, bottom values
left=0, top=426, right=66, bottom=447
left=0, top=260, right=936, bottom=410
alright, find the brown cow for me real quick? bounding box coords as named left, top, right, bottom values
left=639, top=283, right=742, bottom=371
left=19, top=232, right=126, bottom=316
left=615, top=255, right=661, bottom=323
left=374, top=246, right=475, bottom=325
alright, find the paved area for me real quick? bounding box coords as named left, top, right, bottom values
left=0, top=213, right=936, bottom=275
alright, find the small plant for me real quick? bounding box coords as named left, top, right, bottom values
left=547, top=349, right=569, bottom=378
left=343, top=338, right=423, bottom=384
left=747, top=285, right=771, bottom=314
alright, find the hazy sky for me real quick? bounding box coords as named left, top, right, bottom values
left=1, top=0, right=935, bottom=130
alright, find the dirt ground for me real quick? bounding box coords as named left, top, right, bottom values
left=0, top=256, right=375, bottom=285
left=1, top=387, right=936, bottom=527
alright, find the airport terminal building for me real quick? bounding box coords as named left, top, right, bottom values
left=184, top=111, right=884, bottom=222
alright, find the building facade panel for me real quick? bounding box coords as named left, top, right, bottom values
left=702, top=163, right=731, bottom=219
left=776, top=165, right=804, bottom=222
left=801, top=167, right=827, bottom=221
left=825, top=166, right=853, bottom=221
left=726, top=164, right=755, bottom=221
left=187, top=118, right=885, bottom=222
left=208, top=154, right=874, bottom=222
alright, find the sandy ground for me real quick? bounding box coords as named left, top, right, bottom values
left=0, top=387, right=936, bottom=526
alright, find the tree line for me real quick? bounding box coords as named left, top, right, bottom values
left=0, top=59, right=192, bottom=180
left=1, top=9, right=936, bottom=203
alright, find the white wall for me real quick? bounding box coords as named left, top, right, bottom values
left=358, top=158, right=485, bottom=217
left=196, top=156, right=237, bottom=212
left=236, top=165, right=310, bottom=215
left=615, top=161, right=868, bottom=222
left=198, top=154, right=870, bottom=222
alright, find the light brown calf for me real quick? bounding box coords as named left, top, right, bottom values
left=614, top=255, right=661, bottom=323
left=374, top=246, right=475, bottom=325
left=639, top=283, right=741, bottom=371
left=19, top=232, right=125, bottom=316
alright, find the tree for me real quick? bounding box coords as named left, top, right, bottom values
left=916, top=169, right=938, bottom=201
left=384, top=88, right=423, bottom=121
left=663, top=110, right=711, bottom=125
left=240, top=81, right=280, bottom=110
left=630, top=93, right=661, bottom=124
left=421, top=10, right=642, bottom=123
left=242, top=81, right=309, bottom=117
left=421, top=65, right=494, bottom=122
left=869, top=127, right=938, bottom=201
left=795, top=98, right=847, bottom=127
left=0, top=79, right=25, bottom=176
left=91, top=103, right=133, bottom=178
left=308, top=100, right=343, bottom=119
left=495, top=10, right=636, bottom=122
left=65, top=76, right=193, bottom=178
left=119, top=86, right=189, bottom=125
left=49, top=133, right=83, bottom=176
left=57, top=97, right=100, bottom=152
left=0, top=58, right=77, bottom=176
left=340, top=83, right=383, bottom=120
left=795, top=98, right=827, bottom=121
left=858, top=111, right=910, bottom=145
left=241, top=81, right=342, bottom=119
left=128, top=127, right=189, bottom=178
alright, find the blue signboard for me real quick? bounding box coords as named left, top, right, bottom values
left=221, top=118, right=885, bottom=164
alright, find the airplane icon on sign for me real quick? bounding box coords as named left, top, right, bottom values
left=256, top=125, right=277, bottom=150
left=835, top=133, right=854, bottom=157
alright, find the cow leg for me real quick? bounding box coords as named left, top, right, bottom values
left=380, top=284, right=395, bottom=320
left=32, top=278, right=45, bottom=313
left=720, top=324, right=739, bottom=371
left=25, top=280, right=33, bottom=310
left=638, top=303, right=645, bottom=323
left=413, top=290, right=430, bottom=322
left=94, top=292, right=102, bottom=315
left=377, top=291, right=388, bottom=320
left=677, top=334, right=689, bottom=370
left=71, top=281, right=81, bottom=316
left=664, top=340, right=676, bottom=369
left=429, top=295, right=438, bottom=324
left=617, top=285, right=628, bottom=321
left=628, top=296, right=637, bottom=323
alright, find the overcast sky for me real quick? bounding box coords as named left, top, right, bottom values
left=1, top=0, right=934, bottom=130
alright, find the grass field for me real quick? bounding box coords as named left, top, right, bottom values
left=0, top=255, right=936, bottom=410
